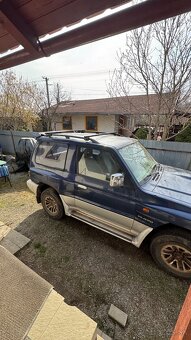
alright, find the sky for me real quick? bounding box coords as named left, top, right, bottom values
left=12, top=32, right=127, bottom=100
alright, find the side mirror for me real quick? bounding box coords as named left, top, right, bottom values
left=110, top=173, right=124, bottom=187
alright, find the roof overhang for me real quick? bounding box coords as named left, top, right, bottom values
left=0, top=0, right=191, bottom=70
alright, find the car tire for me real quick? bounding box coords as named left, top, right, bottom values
left=150, top=229, right=191, bottom=279
left=41, top=188, right=64, bottom=220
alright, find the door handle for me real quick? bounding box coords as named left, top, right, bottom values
left=77, top=184, right=87, bottom=190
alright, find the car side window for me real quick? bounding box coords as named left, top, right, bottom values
left=77, top=147, right=122, bottom=181
left=36, top=141, right=68, bottom=170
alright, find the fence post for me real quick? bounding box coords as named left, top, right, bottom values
left=10, top=130, right=17, bottom=155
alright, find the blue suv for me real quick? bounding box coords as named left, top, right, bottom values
left=27, top=131, right=191, bottom=279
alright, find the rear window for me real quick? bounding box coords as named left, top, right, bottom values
left=35, top=141, right=68, bottom=170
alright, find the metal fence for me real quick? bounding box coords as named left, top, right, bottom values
left=141, top=140, right=191, bottom=171
left=0, top=130, right=40, bottom=155
left=0, top=130, right=191, bottom=171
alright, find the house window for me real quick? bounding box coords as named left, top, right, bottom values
left=86, top=116, right=97, bottom=131
left=63, top=116, right=72, bottom=130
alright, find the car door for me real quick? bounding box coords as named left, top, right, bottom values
left=74, top=145, right=137, bottom=237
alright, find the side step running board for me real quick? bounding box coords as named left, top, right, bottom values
left=71, top=210, right=134, bottom=244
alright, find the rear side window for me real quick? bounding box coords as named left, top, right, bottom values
left=35, top=141, right=68, bottom=170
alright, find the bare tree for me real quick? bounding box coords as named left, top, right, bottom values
left=108, top=13, right=191, bottom=140
left=0, top=72, right=71, bottom=132
left=0, top=71, right=41, bottom=130
left=38, top=81, right=71, bottom=131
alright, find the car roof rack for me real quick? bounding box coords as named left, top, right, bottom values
left=40, top=130, right=120, bottom=143
left=43, top=129, right=86, bottom=136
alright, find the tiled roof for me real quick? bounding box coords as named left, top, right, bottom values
left=53, top=94, right=170, bottom=115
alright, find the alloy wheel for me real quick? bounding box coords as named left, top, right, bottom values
left=161, top=244, right=191, bottom=273
left=44, top=195, right=58, bottom=215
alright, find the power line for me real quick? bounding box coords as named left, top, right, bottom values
left=29, top=69, right=115, bottom=82
left=71, top=88, right=107, bottom=92
left=47, top=70, right=113, bottom=79
left=72, top=93, right=107, bottom=96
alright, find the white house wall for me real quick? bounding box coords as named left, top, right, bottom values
left=52, top=114, right=117, bottom=132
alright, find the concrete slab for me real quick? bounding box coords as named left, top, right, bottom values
left=97, top=328, right=112, bottom=340
left=0, top=223, right=30, bottom=254
left=0, top=242, right=101, bottom=340
left=0, top=238, right=20, bottom=254
left=108, top=304, right=127, bottom=327
left=0, top=246, right=52, bottom=340
left=0, top=224, right=11, bottom=241
left=36, top=300, right=97, bottom=340
left=97, top=335, right=104, bottom=340
left=28, top=291, right=64, bottom=339
left=5, top=229, right=30, bottom=249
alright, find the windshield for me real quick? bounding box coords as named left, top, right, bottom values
left=119, top=141, right=157, bottom=183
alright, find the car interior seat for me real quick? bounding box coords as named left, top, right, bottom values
left=78, top=149, right=106, bottom=180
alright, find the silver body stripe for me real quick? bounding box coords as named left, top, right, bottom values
left=60, top=195, right=152, bottom=247
left=27, top=180, right=152, bottom=248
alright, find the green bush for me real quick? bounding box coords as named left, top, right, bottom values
left=175, top=124, right=191, bottom=142
left=135, top=128, right=148, bottom=139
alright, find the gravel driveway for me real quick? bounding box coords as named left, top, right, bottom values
left=0, top=173, right=189, bottom=339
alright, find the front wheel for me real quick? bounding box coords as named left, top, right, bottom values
left=150, top=229, right=191, bottom=279
left=41, top=188, right=64, bottom=220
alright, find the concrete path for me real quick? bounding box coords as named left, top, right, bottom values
left=0, top=220, right=11, bottom=241
left=0, top=243, right=104, bottom=340
left=0, top=221, right=111, bottom=340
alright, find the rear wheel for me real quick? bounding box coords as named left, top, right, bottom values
left=41, top=188, right=64, bottom=220
left=150, top=229, right=191, bottom=279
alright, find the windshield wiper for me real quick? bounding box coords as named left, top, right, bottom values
left=142, top=164, right=160, bottom=183
left=142, top=172, right=153, bottom=182
left=152, top=163, right=159, bottom=172
left=151, top=163, right=162, bottom=180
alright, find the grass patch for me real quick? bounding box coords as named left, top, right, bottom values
left=34, top=242, right=47, bottom=255
left=63, top=255, right=70, bottom=263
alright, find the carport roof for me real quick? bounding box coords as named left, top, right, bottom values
left=0, top=0, right=191, bottom=70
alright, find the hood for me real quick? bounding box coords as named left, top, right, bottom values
left=152, top=165, right=191, bottom=206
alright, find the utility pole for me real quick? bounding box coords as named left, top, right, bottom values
left=56, top=82, right=60, bottom=104
left=42, top=76, right=51, bottom=130
left=42, top=76, right=50, bottom=108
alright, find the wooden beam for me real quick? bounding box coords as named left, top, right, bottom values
left=0, top=0, right=130, bottom=54
left=171, top=286, right=191, bottom=340
left=44, top=0, right=191, bottom=55
left=28, top=0, right=131, bottom=38
left=1, top=0, right=191, bottom=69
left=0, top=0, right=41, bottom=55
